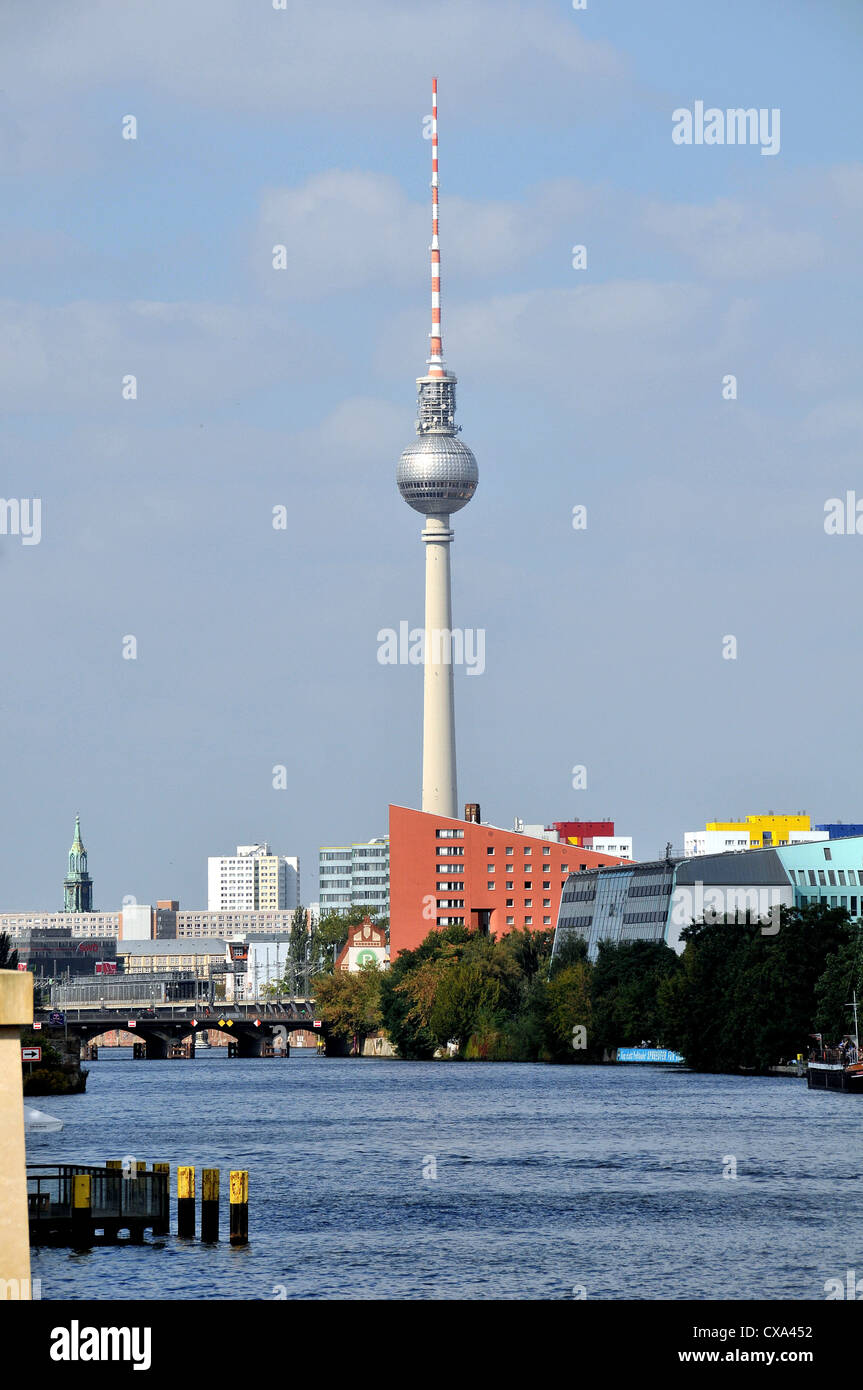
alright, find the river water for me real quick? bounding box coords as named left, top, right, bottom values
left=27, top=1052, right=863, bottom=1300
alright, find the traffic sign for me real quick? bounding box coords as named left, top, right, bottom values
left=32, top=1022, right=42, bottom=1030
left=22, top=1047, right=41, bottom=1062
left=127, top=1020, right=137, bottom=1028
left=313, top=1020, right=322, bottom=1028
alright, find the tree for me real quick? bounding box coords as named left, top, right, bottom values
left=545, top=960, right=593, bottom=1062
left=0, top=932, right=19, bottom=970
left=312, top=962, right=383, bottom=1052
left=590, top=940, right=682, bottom=1053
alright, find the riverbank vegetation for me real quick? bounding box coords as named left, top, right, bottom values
left=310, top=903, right=861, bottom=1071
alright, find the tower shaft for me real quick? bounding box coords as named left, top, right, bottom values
left=421, top=516, right=457, bottom=817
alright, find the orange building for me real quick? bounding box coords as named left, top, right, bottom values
left=389, top=804, right=630, bottom=957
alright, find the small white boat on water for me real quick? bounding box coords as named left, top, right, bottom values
left=24, top=1104, right=63, bottom=1132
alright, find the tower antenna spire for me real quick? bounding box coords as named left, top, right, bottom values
left=428, top=76, right=444, bottom=378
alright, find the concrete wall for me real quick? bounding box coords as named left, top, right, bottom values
left=0, top=971, right=33, bottom=1298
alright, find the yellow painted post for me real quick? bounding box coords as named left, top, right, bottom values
left=229, top=1170, right=249, bottom=1246
left=106, top=1160, right=122, bottom=1170
left=177, top=1165, right=195, bottom=1238
left=135, top=1161, right=147, bottom=1177
left=201, top=1168, right=220, bottom=1242
left=152, top=1162, right=170, bottom=1235
left=71, top=1174, right=91, bottom=1247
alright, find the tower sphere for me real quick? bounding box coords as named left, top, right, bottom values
left=397, top=434, right=478, bottom=515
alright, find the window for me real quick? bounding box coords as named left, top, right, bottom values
left=850, top=870, right=858, bottom=886
left=828, top=871, right=837, bottom=886
left=818, top=871, right=826, bottom=886
left=852, top=897, right=858, bottom=916
left=506, top=916, right=515, bottom=925
left=838, top=870, right=847, bottom=886
left=505, top=847, right=513, bottom=855
left=436, top=829, right=464, bottom=839
left=543, top=881, right=551, bottom=890
left=524, top=881, right=532, bottom=889
left=543, top=898, right=551, bottom=907
left=525, top=916, right=533, bottom=925
left=524, top=899, right=532, bottom=907
left=487, top=847, right=494, bottom=855
left=543, top=916, right=551, bottom=925
left=524, top=848, right=532, bottom=856
left=543, top=846, right=550, bottom=856
left=561, top=865, right=569, bottom=872
left=824, top=847, right=832, bottom=860
left=506, top=863, right=514, bottom=872
left=808, top=871, right=817, bottom=886
left=506, top=899, right=514, bottom=907
left=487, top=864, right=495, bottom=873
left=506, top=881, right=514, bottom=889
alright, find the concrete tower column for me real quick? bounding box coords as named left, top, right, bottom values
left=421, top=515, right=457, bottom=817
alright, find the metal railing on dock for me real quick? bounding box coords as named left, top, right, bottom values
left=27, top=1163, right=168, bottom=1245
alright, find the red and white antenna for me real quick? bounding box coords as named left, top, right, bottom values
left=428, top=76, right=444, bottom=378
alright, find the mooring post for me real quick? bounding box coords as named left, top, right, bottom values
left=152, top=1162, right=170, bottom=1235
left=177, top=1165, right=196, bottom=1238
left=106, top=1160, right=122, bottom=1170
left=71, top=1174, right=91, bottom=1247
left=229, top=1170, right=249, bottom=1246
left=201, top=1167, right=220, bottom=1242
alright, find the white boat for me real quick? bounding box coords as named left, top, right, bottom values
left=23, top=1104, right=63, bottom=1132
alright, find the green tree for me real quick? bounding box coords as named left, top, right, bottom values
left=590, top=940, right=682, bottom=1053
left=0, top=932, right=19, bottom=970
left=544, top=959, right=593, bottom=1062
left=312, top=962, right=383, bottom=1052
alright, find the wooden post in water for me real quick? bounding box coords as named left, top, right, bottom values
left=71, top=1174, right=91, bottom=1247
left=229, top=1170, right=248, bottom=1246
left=177, top=1165, right=195, bottom=1238
left=106, top=1160, right=122, bottom=1171
left=201, top=1167, right=220, bottom=1241
left=152, top=1162, right=170, bottom=1234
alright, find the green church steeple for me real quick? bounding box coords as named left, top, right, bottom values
left=64, top=814, right=94, bottom=913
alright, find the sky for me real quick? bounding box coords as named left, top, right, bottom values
left=1, top=0, right=862, bottom=912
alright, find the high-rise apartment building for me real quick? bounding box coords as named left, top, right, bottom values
left=207, top=844, right=299, bottom=911
left=318, top=839, right=390, bottom=918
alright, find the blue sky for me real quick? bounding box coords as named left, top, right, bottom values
left=1, top=0, right=862, bottom=911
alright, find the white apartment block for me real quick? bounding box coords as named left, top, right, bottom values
left=0, top=911, right=120, bottom=939
left=176, top=909, right=300, bottom=938
left=207, top=843, right=299, bottom=911
left=684, top=830, right=752, bottom=857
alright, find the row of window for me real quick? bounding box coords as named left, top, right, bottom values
left=792, top=867, right=860, bottom=888
left=436, top=829, right=464, bottom=839
left=799, top=895, right=859, bottom=914
left=627, top=883, right=673, bottom=899
left=622, top=911, right=668, bottom=924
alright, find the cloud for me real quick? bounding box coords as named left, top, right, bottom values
left=0, top=299, right=334, bottom=413
left=377, top=281, right=752, bottom=410
left=256, top=172, right=594, bottom=298
left=0, top=0, right=628, bottom=117
left=642, top=197, right=824, bottom=279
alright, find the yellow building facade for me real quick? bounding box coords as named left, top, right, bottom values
left=705, top=813, right=811, bottom=849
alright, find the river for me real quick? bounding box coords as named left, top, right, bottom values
left=27, top=1051, right=863, bottom=1300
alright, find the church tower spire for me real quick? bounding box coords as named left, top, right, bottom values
left=64, top=814, right=94, bottom=913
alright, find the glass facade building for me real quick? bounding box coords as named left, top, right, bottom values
left=318, top=838, right=390, bottom=918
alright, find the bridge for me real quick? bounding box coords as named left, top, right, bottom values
left=35, top=1000, right=325, bottom=1059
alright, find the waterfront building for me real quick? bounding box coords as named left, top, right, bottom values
left=117, top=937, right=227, bottom=982
left=553, top=835, right=863, bottom=960
left=207, top=843, right=299, bottom=911
left=63, top=815, right=94, bottom=912
left=335, top=916, right=389, bottom=973
left=318, top=838, right=390, bottom=918
left=389, top=802, right=630, bottom=958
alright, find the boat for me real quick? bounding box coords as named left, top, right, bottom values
left=24, top=1104, right=64, bottom=1132
left=807, top=991, right=863, bottom=1092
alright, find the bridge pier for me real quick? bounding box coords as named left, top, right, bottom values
left=235, top=1031, right=263, bottom=1059
left=144, top=1034, right=170, bottom=1060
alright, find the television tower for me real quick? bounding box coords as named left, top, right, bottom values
left=397, top=78, right=478, bottom=819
